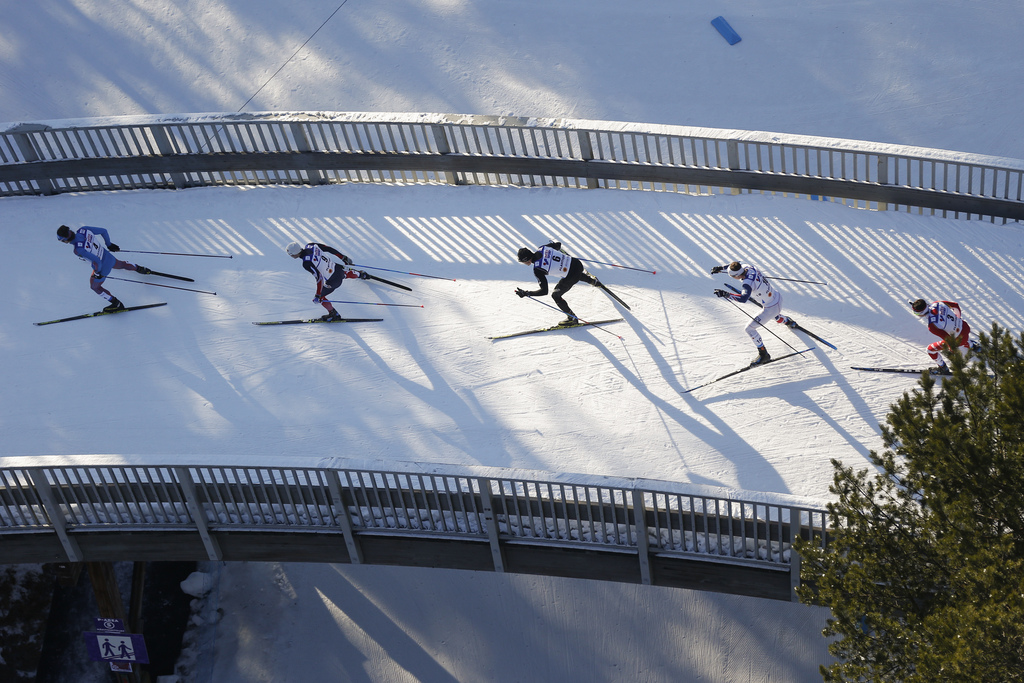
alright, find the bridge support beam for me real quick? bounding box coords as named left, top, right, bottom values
left=28, top=470, right=81, bottom=562
left=174, top=468, right=222, bottom=562
left=328, top=471, right=363, bottom=564
left=632, top=490, right=652, bottom=585
left=478, top=478, right=505, bottom=573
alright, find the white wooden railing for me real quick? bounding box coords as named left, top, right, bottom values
left=2, top=112, right=1023, bottom=222
left=0, top=462, right=829, bottom=600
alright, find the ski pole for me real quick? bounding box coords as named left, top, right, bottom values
left=523, top=296, right=624, bottom=340
left=724, top=298, right=799, bottom=353
left=576, top=258, right=657, bottom=274
left=108, top=277, right=217, bottom=296
left=764, top=275, right=829, bottom=286
left=118, top=250, right=233, bottom=259
left=325, top=300, right=423, bottom=308
left=350, top=264, right=455, bottom=282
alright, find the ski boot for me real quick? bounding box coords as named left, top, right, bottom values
left=749, top=345, right=771, bottom=367
left=931, top=364, right=952, bottom=376
left=320, top=310, right=342, bottom=322
left=776, top=315, right=798, bottom=329
left=103, top=297, right=125, bottom=312
left=557, top=316, right=578, bottom=327
left=134, top=265, right=153, bottom=275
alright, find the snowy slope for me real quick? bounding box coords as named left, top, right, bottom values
left=8, top=183, right=1021, bottom=502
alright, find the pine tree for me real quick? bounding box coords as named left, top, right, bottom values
left=796, top=323, right=1024, bottom=682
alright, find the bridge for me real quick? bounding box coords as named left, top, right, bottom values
left=17, top=110, right=1013, bottom=603
left=0, top=461, right=828, bottom=602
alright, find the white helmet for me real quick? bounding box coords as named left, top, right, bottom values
left=727, top=261, right=746, bottom=279
left=285, top=241, right=303, bottom=257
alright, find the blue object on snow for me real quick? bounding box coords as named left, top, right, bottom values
left=711, top=16, right=742, bottom=45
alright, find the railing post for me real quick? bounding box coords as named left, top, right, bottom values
left=876, top=154, right=890, bottom=211
left=150, top=125, right=189, bottom=189
left=28, top=469, right=82, bottom=562
left=430, top=124, right=460, bottom=186
left=726, top=140, right=740, bottom=170
left=789, top=507, right=802, bottom=602
left=576, top=130, right=599, bottom=189
left=326, top=470, right=363, bottom=564
left=632, top=489, right=652, bottom=585
left=478, top=478, right=505, bottom=572
left=174, top=467, right=222, bottom=561
left=290, top=122, right=327, bottom=185
left=12, top=129, right=55, bottom=195
left=726, top=140, right=742, bottom=195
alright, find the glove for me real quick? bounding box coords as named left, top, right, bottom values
left=92, top=272, right=104, bottom=280
left=713, top=289, right=730, bottom=299
left=341, top=255, right=354, bottom=266
left=358, top=271, right=370, bottom=279
left=515, top=288, right=529, bottom=298
left=710, top=265, right=724, bottom=274
left=312, top=295, right=323, bottom=304
left=108, top=243, right=120, bottom=252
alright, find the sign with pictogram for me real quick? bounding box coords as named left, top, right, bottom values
left=84, top=632, right=149, bottom=663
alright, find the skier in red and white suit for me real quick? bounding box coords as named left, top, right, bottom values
left=908, top=298, right=980, bottom=375
left=286, top=241, right=369, bottom=321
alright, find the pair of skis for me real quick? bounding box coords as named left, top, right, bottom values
left=36, top=303, right=385, bottom=327
left=489, top=282, right=631, bottom=339
left=253, top=270, right=411, bottom=325
left=34, top=303, right=168, bottom=326
left=682, top=348, right=816, bottom=393
left=487, top=318, right=624, bottom=340
left=34, top=269, right=195, bottom=325
left=851, top=366, right=950, bottom=375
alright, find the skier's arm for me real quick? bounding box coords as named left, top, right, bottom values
left=75, top=244, right=103, bottom=273
left=530, top=268, right=550, bottom=296
left=89, top=227, right=112, bottom=247
left=516, top=269, right=549, bottom=297
left=928, top=321, right=952, bottom=342
left=732, top=283, right=753, bottom=304
left=318, top=243, right=353, bottom=265
left=302, top=260, right=323, bottom=291
left=942, top=301, right=962, bottom=317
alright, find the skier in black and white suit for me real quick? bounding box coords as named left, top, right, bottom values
left=515, top=242, right=601, bottom=325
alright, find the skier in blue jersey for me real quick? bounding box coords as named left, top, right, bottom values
left=515, top=241, right=602, bottom=325
left=57, top=225, right=151, bottom=312
left=286, top=241, right=369, bottom=321
left=711, top=260, right=797, bottom=366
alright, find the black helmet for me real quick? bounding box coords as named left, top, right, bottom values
left=909, top=299, right=928, bottom=316
left=57, top=225, right=73, bottom=242
left=517, top=247, right=534, bottom=263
